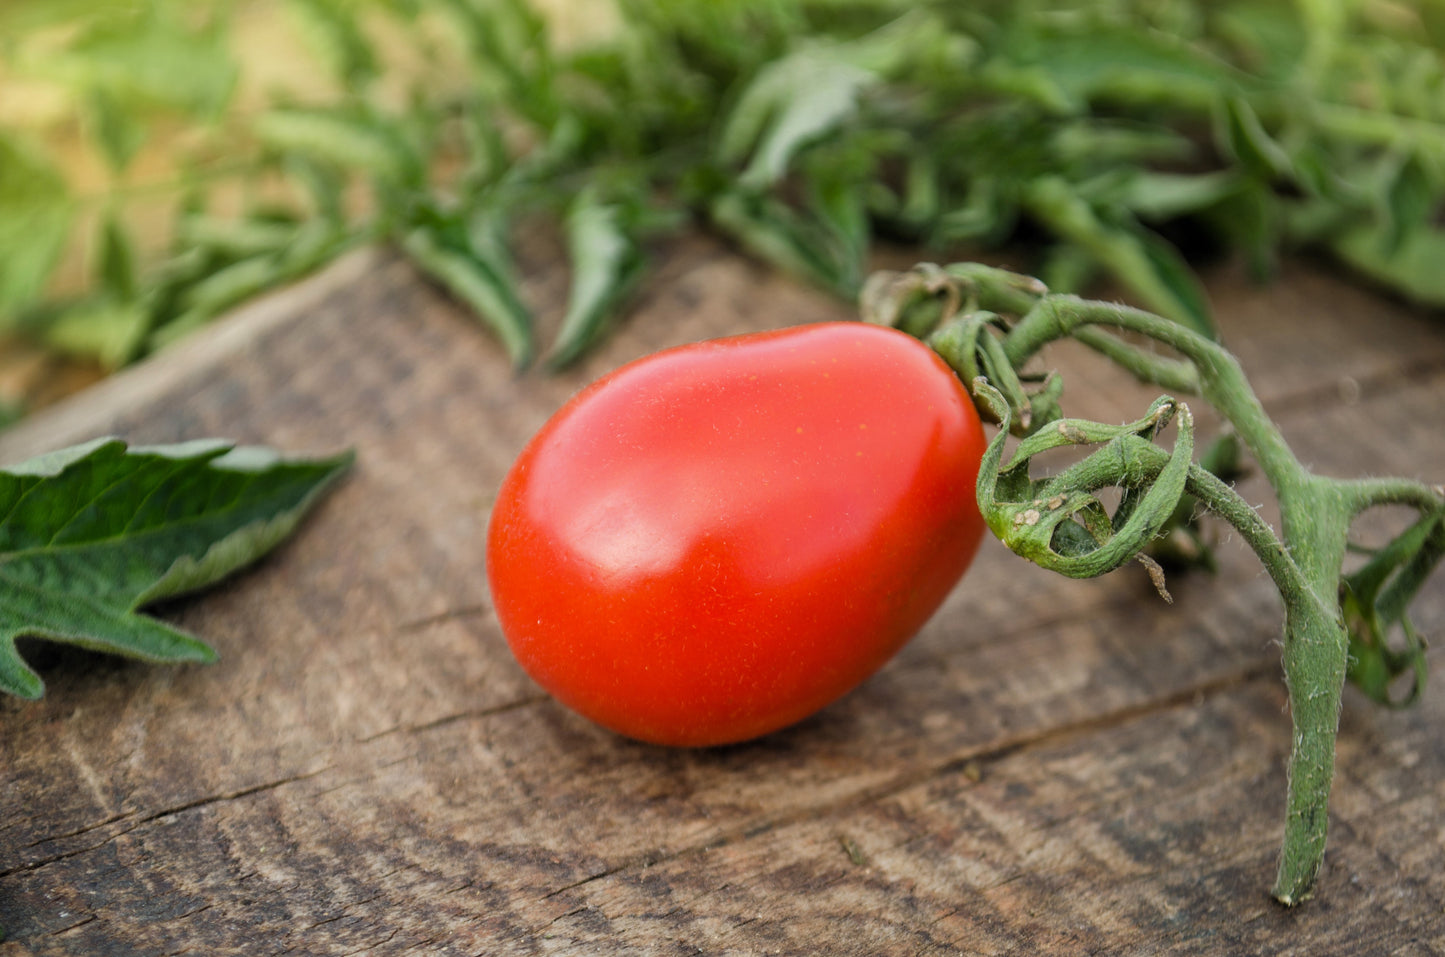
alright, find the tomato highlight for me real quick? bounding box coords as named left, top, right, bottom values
left=487, top=322, right=986, bottom=746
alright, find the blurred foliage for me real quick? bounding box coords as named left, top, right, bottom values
left=2, top=0, right=1444, bottom=386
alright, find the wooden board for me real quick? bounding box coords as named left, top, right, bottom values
left=2, top=236, right=1444, bottom=955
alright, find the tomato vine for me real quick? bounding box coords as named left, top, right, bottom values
left=864, top=261, right=1445, bottom=906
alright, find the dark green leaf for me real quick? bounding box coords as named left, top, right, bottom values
left=402, top=220, right=534, bottom=366
left=0, top=437, right=353, bottom=699
left=1343, top=510, right=1443, bottom=708
left=986, top=17, right=1243, bottom=114
left=98, top=213, right=139, bottom=302
left=1023, top=176, right=1215, bottom=338
left=710, top=190, right=857, bottom=298
left=1215, top=94, right=1293, bottom=181
left=1381, top=152, right=1436, bottom=254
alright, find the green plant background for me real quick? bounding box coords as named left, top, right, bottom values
left=2, top=0, right=1444, bottom=415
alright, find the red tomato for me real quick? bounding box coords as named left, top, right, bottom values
left=487, top=322, right=986, bottom=746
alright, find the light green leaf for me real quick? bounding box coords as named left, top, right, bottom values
left=1331, top=221, right=1445, bottom=308
left=41, top=6, right=237, bottom=117
left=545, top=196, right=645, bottom=369
left=285, top=0, right=380, bottom=86
left=0, top=438, right=353, bottom=699
left=44, top=300, right=150, bottom=369
left=254, top=108, right=420, bottom=186
left=715, top=12, right=942, bottom=189
left=0, top=132, right=73, bottom=317
left=1119, top=170, right=1241, bottom=220
left=89, top=85, right=147, bottom=172
left=720, top=50, right=876, bottom=190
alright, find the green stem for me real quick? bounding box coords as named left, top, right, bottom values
left=1274, top=600, right=1348, bottom=904
left=1073, top=327, right=1201, bottom=394
left=1343, top=477, right=1445, bottom=516
left=999, top=292, right=1352, bottom=905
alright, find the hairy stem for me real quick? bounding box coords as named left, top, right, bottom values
left=1343, top=477, right=1445, bottom=516
left=999, top=291, right=1353, bottom=904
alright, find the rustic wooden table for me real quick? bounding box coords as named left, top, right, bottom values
left=2, top=238, right=1443, bottom=954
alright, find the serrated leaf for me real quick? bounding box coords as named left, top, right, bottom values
left=0, top=438, right=353, bottom=699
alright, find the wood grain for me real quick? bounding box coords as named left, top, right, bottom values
left=1, top=237, right=1442, bottom=955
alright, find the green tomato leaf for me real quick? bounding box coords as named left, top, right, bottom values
left=545, top=195, right=645, bottom=370
left=89, top=85, right=147, bottom=172
left=44, top=6, right=236, bottom=117
left=0, top=132, right=73, bottom=318
left=1023, top=176, right=1215, bottom=338
left=0, top=437, right=353, bottom=699
left=985, top=17, right=1244, bottom=114
left=254, top=108, right=421, bottom=187
left=285, top=0, right=380, bottom=86
left=43, top=300, right=149, bottom=369
left=1215, top=95, right=1293, bottom=182
left=719, top=49, right=876, bottom=190
left=1120, top=170, right=1242, bottom=221
left=1381, top=152, right=1436, bottom=255
left=710, top=190, right=857, bottom=298
left=1330, top=220, right=1445, bottom=308
left=98, top=213, right=139, bottom=302
left=401, top=217, right=533, bottom=367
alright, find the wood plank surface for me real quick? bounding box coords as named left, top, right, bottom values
left=1, top=236, right=1443, bottom=955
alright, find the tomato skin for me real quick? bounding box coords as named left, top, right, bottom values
left=487, top=322, right=986, bottom=746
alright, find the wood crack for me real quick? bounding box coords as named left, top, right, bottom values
left=1, top=765, right=334, bottom=879
left=355, top=694, right=549, bottom=744
left=393, top=604, right=493, bottom=635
